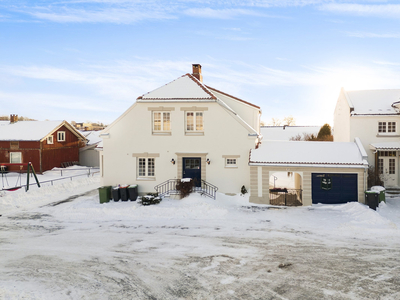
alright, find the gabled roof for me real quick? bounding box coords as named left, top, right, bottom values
left=250, top=141, right=368, bottom=167
left=344, top=89, right=400, bottom=115
left=138, top=74, right=217, bottom=100
left=0, top=120, right=86, bottom=142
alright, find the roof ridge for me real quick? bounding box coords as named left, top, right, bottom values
left=186, top=74, right=217, bottom=100
left=205, top=85, right=260, bottom=109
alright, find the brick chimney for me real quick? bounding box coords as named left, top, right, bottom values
left=10, top=114, right=18, bottom=123
left=192, top=64, right=203, bottom=83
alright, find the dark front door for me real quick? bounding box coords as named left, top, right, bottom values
left=183, top=158, right=201, bottom=187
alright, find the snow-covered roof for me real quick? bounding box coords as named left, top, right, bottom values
left=345, top=89, right=400, bottom=115
left=250, top=141, right=367, bottom=166
left=260, top=126, right=321, bottom=141
left=138, top=74, right=216, bottom=100
left=370, top=142, right=400, bottom=151
left=0, top=121, right=86, bottom=141
left=80, top=130, right=102, bottom=145
left=0, top=121, right=9, bottom=126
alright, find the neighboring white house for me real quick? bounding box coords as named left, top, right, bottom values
left=334, top=88, right=400, bottom=188
left=99, top=64, right=261, bottom=195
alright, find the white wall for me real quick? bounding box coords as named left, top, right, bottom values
left=333, top=89, right=351, bottom=142
left=101, top=101, right=258, bottom=195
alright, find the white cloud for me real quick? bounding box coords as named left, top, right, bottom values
left=320, top=3, right=400, bottom=18
left=184, top=8, right=267, bottom=19
left=346, top=31, right=400, bottom=38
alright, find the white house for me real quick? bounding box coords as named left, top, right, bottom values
left=79, top=131, right=102, bottom=167
left=99, top=64, right=261, bottom=196
left=334, top=88, right=400, bottom=188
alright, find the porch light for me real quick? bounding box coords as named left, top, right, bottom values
left=171, top=159, right=175, bottom=165
left=206, top=159, right=210, bottom=165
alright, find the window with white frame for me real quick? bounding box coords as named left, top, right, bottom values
left=57, top=131, right=66, bottom=142
left=138, top=157, right=155, bottom=178
left=10, top=152, right=22, bottom=163
left=153, top=112, right=171, bottom=132
left=226, top=158, right=237, bottom=166
left=186, top=112, right=203, bottom=132
left=378, top=122, right=396, bottom=134
left=47, top=135, right=54, bottom=144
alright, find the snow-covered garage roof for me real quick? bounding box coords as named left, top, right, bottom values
left=250, top=140, right=368, bottom=167
left=345, top=89, right=400, bottom=115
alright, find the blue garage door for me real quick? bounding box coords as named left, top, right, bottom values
left=312, top=173, right=358, bottom=204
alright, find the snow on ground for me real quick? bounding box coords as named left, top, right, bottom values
left=1, top=173, right=400, bottom=299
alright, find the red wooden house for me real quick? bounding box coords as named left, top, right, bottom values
left=0, top=117, right=86, bottom=173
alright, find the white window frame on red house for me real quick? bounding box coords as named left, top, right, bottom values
left=47, top=135, right=54, bottom=144
left=10, top=152, right=22, bottom=164
left=57, top=131, right=66, bottom=142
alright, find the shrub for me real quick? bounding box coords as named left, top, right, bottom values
left=176, top=179, right=194, bottom=198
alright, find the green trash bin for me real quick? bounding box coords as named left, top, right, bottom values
left=365, top=190, right=379, bottom=210
left=371, top=186, right=386, bottom=203
left=98, top=186, right=112, bottom=204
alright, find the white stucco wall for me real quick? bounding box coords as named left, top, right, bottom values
left=100, top=101, right=258, bottom=195
left=333, top=89, right=351, bottom=142
left=350, top=115, right=400, bottom=166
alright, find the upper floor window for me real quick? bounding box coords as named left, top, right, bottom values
left=379, top=122, right=396, bottom=134
left=57, top=131, right=66, bottom=142
left=153, top=112, right=171, bottom=132
left=186, top=112, right=203, bottom=132
left=47, top=136, right=54, bottom=144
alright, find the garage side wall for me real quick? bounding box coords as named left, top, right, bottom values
left=250, top=165, right=366, bottom=206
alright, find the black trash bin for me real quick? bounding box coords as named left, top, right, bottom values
left=128, top=185, right=138, bottom=201
left=365, top=190, right=379, bottom=210
left=112, top=187, right=121, bottom=201
left=120, top=185, right=129, bottom=201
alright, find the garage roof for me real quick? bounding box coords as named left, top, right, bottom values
left=370, top=142, right=400, bottom=151
left=250, top=140, right=368, bottom=167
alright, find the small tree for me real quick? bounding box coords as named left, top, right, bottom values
left=317, top=124, right=332, bottom=139
left=283, top=116, right=296, bottom=126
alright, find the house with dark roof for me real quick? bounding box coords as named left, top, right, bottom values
left=0, top=117, right=87, bottom=173
left=334, top=88, right=400, bottom=188
left=99, top=64, right=261, bottom=196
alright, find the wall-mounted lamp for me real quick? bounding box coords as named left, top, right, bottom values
left=171, top=158, right=175, bottom=165
left=206, top=158, right=211, bottom=165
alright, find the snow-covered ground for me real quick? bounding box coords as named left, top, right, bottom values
left=1, top=172, right=400, bottom=299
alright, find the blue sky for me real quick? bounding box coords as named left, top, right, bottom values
left=1, top=0, right=400, bottom=126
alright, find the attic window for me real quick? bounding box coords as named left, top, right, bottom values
left=47, top=136, right=54, bottom=144
left=57, top=131, right=66, bottom=142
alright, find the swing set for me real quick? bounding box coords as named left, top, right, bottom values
left=0, top=162, right=41, bottom=192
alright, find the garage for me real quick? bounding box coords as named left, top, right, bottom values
left=312, top=173, right=358, bottom=204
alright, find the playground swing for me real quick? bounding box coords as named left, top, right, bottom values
left=0, top=163, right=41, bottom=192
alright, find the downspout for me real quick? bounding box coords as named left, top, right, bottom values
left=39, top=141, right=42, bottom=173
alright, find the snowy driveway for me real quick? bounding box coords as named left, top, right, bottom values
left=1, top=178, right=400, bottom=299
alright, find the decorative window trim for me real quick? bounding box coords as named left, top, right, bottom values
left=180, top=106, right=208, bottom=112
left=185, top=111, right=204, bottom=135
left=147, top=107, right=175, bottom=111
left=137, top=157, right=156, bottom=180
left=57, top=131, right=66, bottom=142
left=223, top=155, right=240, bottom=168
left=10, top=152, right=22, bottom=164
left=152, top=111, right=171, bottom=134
left=47, top=136, right=54, bottom=144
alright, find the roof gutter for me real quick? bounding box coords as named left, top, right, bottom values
left=248, top=162, right=368, bottom=169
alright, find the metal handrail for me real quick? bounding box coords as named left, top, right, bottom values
left=154, top=179, right=218, bottom=199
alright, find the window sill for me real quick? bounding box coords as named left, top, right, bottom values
left=376, top=134, right=400, bottom=137
left=185, top=132, right=204, bottom=136
left=225, top=166, right=238, bottom=169
left=152, top=132, right=171, bottom=136
left=136, top=177, right=156, bottom=181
